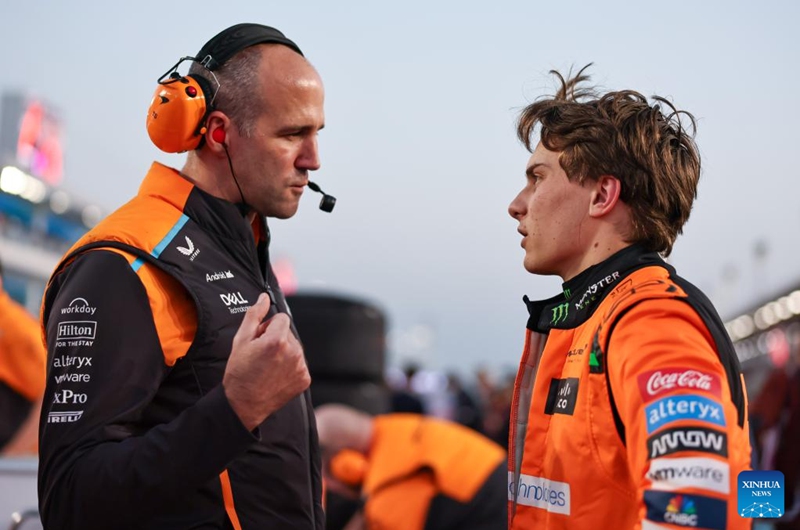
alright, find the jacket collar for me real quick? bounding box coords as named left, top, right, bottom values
left=139, top=162, right=268, bottom=244
left=524, top=244, right=667, bottom=332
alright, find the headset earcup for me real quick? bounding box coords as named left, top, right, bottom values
left=330, top=449, right=368, bottom=488
left=146, top=74, right=211, bottom=153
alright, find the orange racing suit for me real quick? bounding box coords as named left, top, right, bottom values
left=508, top=245, right=751, bottom=530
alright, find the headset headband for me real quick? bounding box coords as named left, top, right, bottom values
left=195, top=23, right=304, bottom=72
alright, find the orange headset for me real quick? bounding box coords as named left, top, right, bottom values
left=146, top=23, right=304, bottom=154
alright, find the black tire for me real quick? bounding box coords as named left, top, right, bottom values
left=287, top=292, right=386, bottom=380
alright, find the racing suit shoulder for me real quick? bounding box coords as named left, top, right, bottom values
left=604, top=287, right=751, bottom=530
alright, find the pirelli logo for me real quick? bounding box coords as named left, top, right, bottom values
left=47, top=411, right=84, bottom=423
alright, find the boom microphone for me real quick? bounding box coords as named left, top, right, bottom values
left=308, top=182, right=336, bottom=212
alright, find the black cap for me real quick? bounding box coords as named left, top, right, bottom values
left=195, top=23, right=303, bottom=71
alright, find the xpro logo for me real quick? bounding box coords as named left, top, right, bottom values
left=53, top=389, right=88, bottom=405
left=508, top=472, right=570, bottom=515
left=645, top=394, right=726, bottom=434
left=177, top=236, right=200, bottom=261
left=647, top=426, right=728, bottom=458
left=550, top=303, right=569, bottom=325
left=574, top=271, right=619, bottom=310
left=60, top=298, right=96, bottom=315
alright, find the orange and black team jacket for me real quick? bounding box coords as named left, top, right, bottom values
left=0, top=288, right=46, bottom=447
left=38, top=162, right=323, bottom=530
left=358, top=414, right=507, bottom=530
left=508, top=245, right=752, bottom=530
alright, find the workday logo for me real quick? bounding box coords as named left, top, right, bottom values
left=738, top=470, right=784, bottom=518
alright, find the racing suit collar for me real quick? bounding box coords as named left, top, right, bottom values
left=524, top=244, right=666, bottom=332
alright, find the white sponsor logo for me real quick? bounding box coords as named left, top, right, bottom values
left=508, top=472, right=570, bottom=515
left=47, top=411, right=83, bottom=423
left=52, top=356, right=93, bottom=369
left=176, top=236, right=200, bottom=261
left=646, top=457, right=730, bottom=494
left=646, top=370, right=715, bottom=396
left=220, top=292, right=248, bottom=306
left=220, top=292, right=251, bottom=314
left=54, top=373, right=91, bottom=384
left=53, top=389, right=88, bottom=405
left=57, top=321, right=96, bottom=340
left=649, top=428, right=727, bottom=458
left=206, top=270, right=234, bottom=282
left=60, top=297, right=97, bottom=315
left=575, top=271, right=620, bottom=310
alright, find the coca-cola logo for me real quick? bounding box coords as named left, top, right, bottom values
left=637, top=368, right=722, bottom=403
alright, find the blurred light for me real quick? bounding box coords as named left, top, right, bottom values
left=49, top=190, right=70, bottom=214
left=410, top=370, right=447, bottom=394
left=788, top=290, right=800, bottom=315
left=776, top=297, right=793, bottom=321
left=272, top=257, right=297, bottom=295
left=757, top=333, right=770, bottom=355
left=0, top=166, right=47, bottom=203
left=731, top=315, right=755, bottom=341
left=81, top=205, right=103, bottom=228
left=754, top=308, right=769, bottom=331
left=768, top=328, right=790, bottom=368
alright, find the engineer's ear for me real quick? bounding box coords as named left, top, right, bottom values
left=204, top=112, right=231, bottom=155
left=588, top=175, right=622, bottom=218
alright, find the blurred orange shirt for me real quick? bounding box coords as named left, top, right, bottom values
left=0, top=289, right=46, bottom=401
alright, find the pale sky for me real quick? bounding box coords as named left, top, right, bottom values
left=3, top=0, right=799, bottom=376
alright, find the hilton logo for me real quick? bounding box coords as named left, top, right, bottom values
left=57, top=321, right=96, bottom=340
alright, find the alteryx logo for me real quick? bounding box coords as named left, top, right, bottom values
left=645, top=394, right=726, bottom=434
left=738, top=470, right=784, bottom=518
left=550, top=303, right=569, bottom=326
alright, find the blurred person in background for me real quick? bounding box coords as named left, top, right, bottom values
left=506, top=66, right=751, bottom=529
left=389, top=363, right=426, bottom=414
left=316, top=404, right=507, bottom=530
left=445, top=372, right=483, bottom=433
left=749, top=350, right=800, bottom=528
left=0, top=263, right=46, bottom=456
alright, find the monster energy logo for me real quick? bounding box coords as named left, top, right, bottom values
left=551, top=303, right=569, bottom=325
left=563, top=288, right=572, bottom=299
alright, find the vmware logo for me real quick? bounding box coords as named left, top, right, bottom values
left=738, top=470, right=784, bottom=519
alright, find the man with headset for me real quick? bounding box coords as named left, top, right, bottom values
left=38, top=23, right=329, bottom=529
